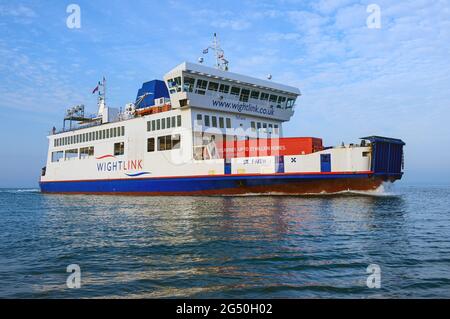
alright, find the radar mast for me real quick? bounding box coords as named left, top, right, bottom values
left=201, top=33, right=229, bottom=71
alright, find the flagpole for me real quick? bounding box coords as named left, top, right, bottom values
left=103, top=76, right=106, bottom=108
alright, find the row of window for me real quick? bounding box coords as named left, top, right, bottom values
left=54, top=126, right=125, bottom=147
left=147, top=115, right=182, bottom=132
left=167, top=76, right=296, bottom=108
left=147, top=134, right=181, bottom=152
left=52, top=146, right=95, bottom=162
left=196, top=114, right=232, bottom=129
left=51, top=142, right=125, bottom=163
left=51, top=133, right=182, bottom=163
left=251, top=121, right=279, bottom=134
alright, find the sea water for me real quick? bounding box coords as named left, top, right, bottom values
left=0, top=184, right=449, bottom=298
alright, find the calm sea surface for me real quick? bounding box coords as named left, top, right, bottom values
left=0, top=185, right=449, bottom=298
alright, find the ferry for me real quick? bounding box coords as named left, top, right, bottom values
left=39, top=35, right=405, bottom=195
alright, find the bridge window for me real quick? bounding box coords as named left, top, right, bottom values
left=167, top=77, right=181, bottom=94
left=183, top=77, right=195, bottom=92
left=287, top=98, right=295, bottom=108
left=208, top=82, right=219, bottom=92
left=260, top=92, right=269, bottom=101
left=114, top=142, right=124, bottom=156
left=277, top=96, right=286, bottom=108
left=269, top=94, right=278, bottom=103
left=65, top=149, right=78, bottom=160
left=251, top=91, right=260, bottom=100
left=51, top=151, right=64, bottom=163
left=219, top=84, right=230, bottom=94
left=196, top=79, right=208, bottom=95
left=240, top=89, right=250, bottom=102
left=230, top=86, right=240, bottom=97
left=147, top=138, right=155, bottom=152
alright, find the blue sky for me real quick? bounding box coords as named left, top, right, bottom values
left=0, top=0, right=449, bottom=187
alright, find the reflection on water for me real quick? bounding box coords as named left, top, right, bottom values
left=0, top=186, right=449, bottom=298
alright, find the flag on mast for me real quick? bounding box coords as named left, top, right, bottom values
left=92, top=85, right=99, bottom=94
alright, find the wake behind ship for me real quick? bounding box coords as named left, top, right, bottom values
left=39, top=37, right=405, bottom=195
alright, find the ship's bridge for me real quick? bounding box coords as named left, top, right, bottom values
left=163, top=62, right=301, bottom=122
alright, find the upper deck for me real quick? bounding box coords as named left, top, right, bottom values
left=163, top=62, right=301, bottom=121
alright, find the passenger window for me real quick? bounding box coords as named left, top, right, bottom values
left=147, top=138, right=155, bottom=152
left=172, top=134, right=181, bottom=149
left=158, top=136, right=167, bottom=151
left=226, top=118, right=231, bottom=129
left=114, top=142, right=125, bottom=156
left=51, top=151, right=64, bottom=162
left=65, top=149, right=78, bottom=160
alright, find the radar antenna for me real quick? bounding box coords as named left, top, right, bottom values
left=201, top=33, right=229, bottom=71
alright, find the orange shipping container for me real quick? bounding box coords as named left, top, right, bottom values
left=217, top=137, right=323, bottom=158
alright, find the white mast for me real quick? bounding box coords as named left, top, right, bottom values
left=97, top=77, right=106, bottom=117
left=202, top=33, right=229, bottom=71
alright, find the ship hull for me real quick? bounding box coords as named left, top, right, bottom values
left=39, top=172, right=397, bottom=196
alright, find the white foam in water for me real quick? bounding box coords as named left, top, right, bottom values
left=320, top=182, right=399, bottom=197
left=1, top=189, right=40, bottom=194
left=225, top=182, right=399, bottom=197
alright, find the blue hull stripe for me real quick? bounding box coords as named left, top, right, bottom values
left=40, top=173, right=372, bottom=194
